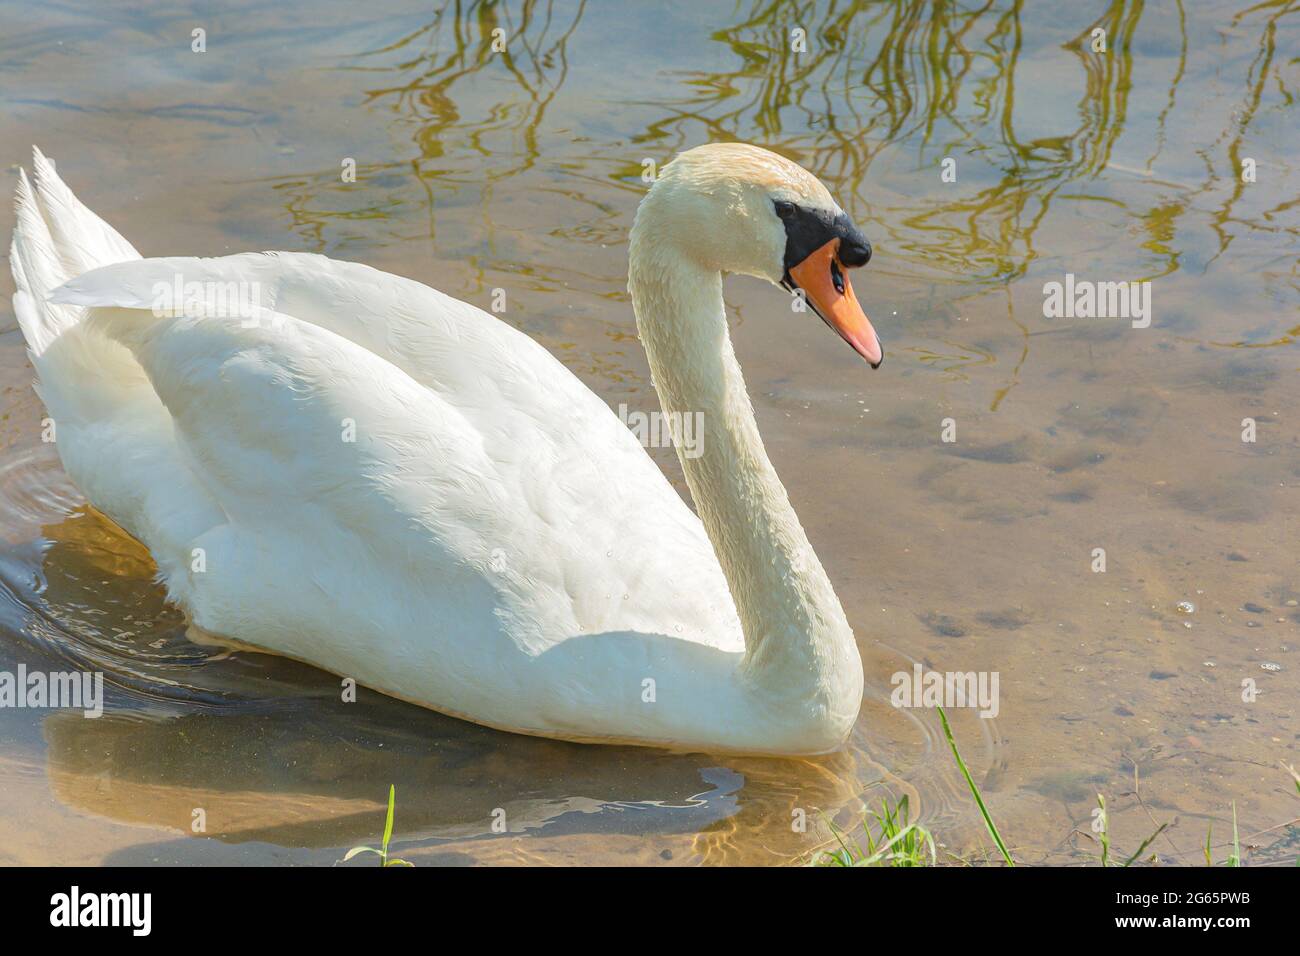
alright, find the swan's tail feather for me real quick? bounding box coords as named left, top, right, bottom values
left=9, top=147, right=146, bottom=425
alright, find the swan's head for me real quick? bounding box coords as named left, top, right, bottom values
left=639, top=142, right=882, bottom=367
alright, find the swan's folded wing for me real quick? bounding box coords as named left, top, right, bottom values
left=53, top=255, right=743, bottom=648
left=51, top=267, right=743, bottom=655
left=53, top=253, right=677, bottom=530
left=50, top=251, right=582, bottom=433
left=67, top=300, right=577, bottom=641
left=68, top=303, right=506, bottom=544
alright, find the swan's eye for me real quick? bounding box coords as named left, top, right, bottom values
left=774, top=200, right=797, bottom=220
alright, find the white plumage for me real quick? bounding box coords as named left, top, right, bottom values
left=10, top=144, right=865, bottom=754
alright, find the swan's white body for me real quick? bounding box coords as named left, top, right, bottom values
left=9, top=145, right=865, bottom=754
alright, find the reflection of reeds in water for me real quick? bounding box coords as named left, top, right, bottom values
left=629, top=0, right=1294, bottom=407
left=254, top=0, right=1295, bottom=408
left=646, top=0, right=1155, bottom=283
left=356, top=0, right=586, bottom=183
left=646, top=0, right=1294, bottom=289
left=266, top=0, right=1293, bottom=295
left=1205, top=0, right=1299, bottom=271
left=272, top=0, right=587, bottom=253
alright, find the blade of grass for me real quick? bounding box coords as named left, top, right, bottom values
left=1122, top=823, right=1168, bottom=867
left=936, top=705, right=1014, bottom=866
left=1097, top=795, right=1110, bottom=867
left=342, top=784, right=415, bottom=867
left=827, top=818, right=858, bottom=865
left=856, top=823, right=935, bottom=867
left=383, top=784, right=397, bottom=859
left=1227, top=802, right=1241, bottom=867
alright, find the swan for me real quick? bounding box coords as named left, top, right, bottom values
left=9, top=143, right=882, bottom=755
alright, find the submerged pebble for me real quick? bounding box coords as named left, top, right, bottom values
left=1176, top=601, right=1195, bottom=615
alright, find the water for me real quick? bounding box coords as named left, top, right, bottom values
left=0, top=0, right=1296, bottom=865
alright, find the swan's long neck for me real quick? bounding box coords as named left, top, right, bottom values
left=628, top=208, right=861, bottom=727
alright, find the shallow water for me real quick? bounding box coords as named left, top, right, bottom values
left=0, top=0, right=1296, bottom=865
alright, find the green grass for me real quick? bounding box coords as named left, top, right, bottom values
left=1203, top=800, right=1256, bottom=867
left=1096, top=794, right=1111, bottom=866
left=1094, top=793, right=1167, bottom=867
left=819, top=707, right=1292, bottom=867
left=1226, top=802, right=1242, bottom=868
left=816, top=793, right=936, bottom=867
left=343, top=784, right=414, bottom=867
left=936, top=705, right=1014, bottom=866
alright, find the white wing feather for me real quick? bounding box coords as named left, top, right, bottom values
left=50, top=256, right=744, bottom=658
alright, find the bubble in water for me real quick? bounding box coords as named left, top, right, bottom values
left=1175, top=601, right=1195, bottom=614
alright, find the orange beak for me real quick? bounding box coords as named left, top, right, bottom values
left=788, top=238, right=883, bottom=368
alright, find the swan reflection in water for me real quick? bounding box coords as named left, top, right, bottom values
left=24, top=489, right=910, bottom=865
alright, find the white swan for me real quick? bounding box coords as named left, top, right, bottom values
left=9, top=143, right=883, bottom=755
